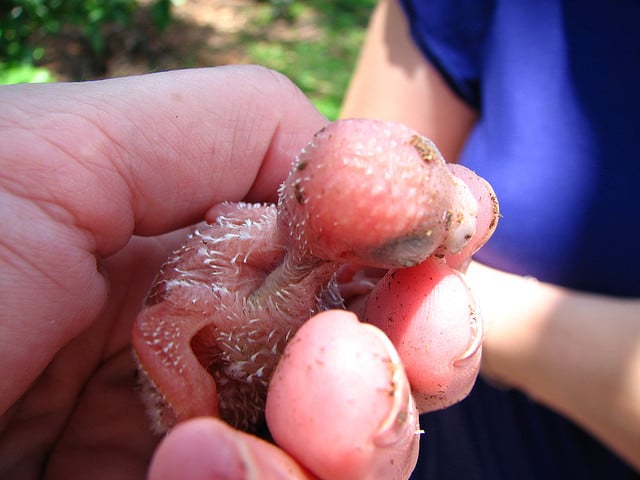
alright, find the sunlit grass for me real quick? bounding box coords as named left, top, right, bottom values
left=244, top=0, right=375, bottom=120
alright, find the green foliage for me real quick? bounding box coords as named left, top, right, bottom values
left=0, top=0, right=374, bottom=115
left=2, top=0, right=136, bottom=60
left=150, top=0, right=174, bottom=31
left=0, top=62, right=55, bottom=83
left=0, top=0, right=173, bottom=84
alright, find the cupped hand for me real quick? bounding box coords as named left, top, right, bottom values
left=0, top=65, right=496, bottom=480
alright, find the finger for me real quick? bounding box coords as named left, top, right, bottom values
left=444, top=163, right=500, bottom=270
left=266, top=311, right=420, bottom=480
left=356, top=164, right=496, bottom=412
left=363, top=258, right=482, bottom=413
left=1, top=65, right=326, bottom=255
left=0, top=66, right=325, bottom=413
left=148, top=418, right=312, bottom=480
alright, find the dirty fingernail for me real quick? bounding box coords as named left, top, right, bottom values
left=364, top=324, right=419, bottom=448
left=453, top=299, right=483, bottom=367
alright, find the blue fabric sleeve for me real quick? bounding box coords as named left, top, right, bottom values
left=396, top=0, right=640, bottom=297
left=398, top=0, right=495, bottom=109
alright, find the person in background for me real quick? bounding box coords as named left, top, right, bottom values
left=341, top=0, right=640, bottom=477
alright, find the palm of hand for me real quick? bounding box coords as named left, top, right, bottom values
left=0, top=234, right=185, bottom=479
left=0, top=68, right=329, bottom=479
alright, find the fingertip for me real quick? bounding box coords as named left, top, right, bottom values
left=148, top=419, right=245, bottom=480
left=446, top=164, right=500, bottom=269
left=363, top=259, right=482, bottom=412
left=266, top=310, right=420, bottom=480
left=148, top=418, right=309, bottom=480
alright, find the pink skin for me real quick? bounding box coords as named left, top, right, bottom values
left=363, top=260, right=482, bottom=412
left=2, top=67, right=504, bottom=479
left=266, top=311, right=420, bottom=480
left=133, top=119, right=499, bottom=450
left=363, top=164, right=500, bottom=411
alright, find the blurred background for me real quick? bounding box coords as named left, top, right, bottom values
left=0, top=0, right=376, bottom=119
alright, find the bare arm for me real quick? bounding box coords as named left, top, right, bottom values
left=342, top=0, right=640, bottom=470
left=466, top=263, right=640, bottom=470
left=340, top=0, right=477, bottom=163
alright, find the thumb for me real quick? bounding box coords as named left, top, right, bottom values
left=148, top=418, right=311, bottom=480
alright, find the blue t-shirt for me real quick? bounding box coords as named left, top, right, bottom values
left=398, top=0, right=640, bottom=478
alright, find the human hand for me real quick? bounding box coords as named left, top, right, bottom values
left=0, top=66, right=497, bottom=480
left=463, top=263, right=640, bottom=471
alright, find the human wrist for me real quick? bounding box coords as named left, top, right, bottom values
left=464, top=262, right=560, bottom=391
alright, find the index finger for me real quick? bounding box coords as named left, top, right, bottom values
left=0, top=65, right=326, bottom=414
left=1, top=65, right=327, bottom=255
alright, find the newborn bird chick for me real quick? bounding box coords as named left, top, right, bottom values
left=133, top=119, right=478, bottom=434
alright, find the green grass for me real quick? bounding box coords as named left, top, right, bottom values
left=243, top=0, right=375, bottom=120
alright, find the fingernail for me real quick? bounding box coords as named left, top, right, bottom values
left=205, top=430, right=255, bottom=480
left=441, top=175, right=479, bottom=255
left=367, top=326, right=419, bottom=448
left=149, top=419, right=256, bottom=480
left=453, top=299, right=483, bottom=366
